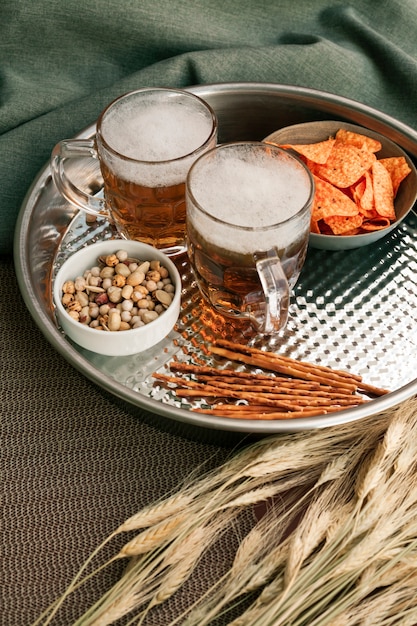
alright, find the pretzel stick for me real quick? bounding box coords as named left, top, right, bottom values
left=175, top=388, right=304, bottom=411
left=209, top=345, right=358, bottom=392
left=357, top=380, right=390, bottom=396
left=195, top=374, right=338, bottom=391
left=154, top=373, right=366, bottom=411
left=195, top=378, right=360, bottom=399
left=171, top=360, right=382, bottom=396
left=214, top=339, right=363, bottom=382
left=171, top=362, right=297, bottom=383
left=174, top=389, right=363, bottom=407
left=193, top=406, right=348, bottom=420
left=198, top=375, right=323, bottom=389
left=153, top=374, right=227, bottom=396
left=153, top=341, right=389, bottom=420
left=193, top=381, right=366, bottom=403
left=196, top=375, right=357, bottom=397
left=208, top=403, right=352, bottom=415
left=154, top=373, right=303, bottom=410
left=212, top=343, right=389, bottom=397
left=210, top=404, right=292, bottom=413
left=212, top=340, right=361, bottom=386
left=172, top=363, right=339, bottom=391
left=167, top=364, right=351, bottom=396
left=210, top=343, right=389, bottom=397
left=155, top=372, right=358, bottom=401
left=174, top=389, right=363, bottom=409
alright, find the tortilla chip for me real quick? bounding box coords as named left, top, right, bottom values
left=268, top=126, right=413, bottom=238
left=352, top=171, right=375, bottom=217
left=335, top=128, right=382, bottom=153
left=303, top=158, right=321, bottom=176
left=314, top=143, right=377, bottom=188
left=310, top=216, right=321, bottom=234
left=340, top=226, right=362, bottom=236
left=324, top=213, right=364, bottom=235
left=361, top=216, right=392, bottom=231
left=351, top=178, right=365, bottom=203
left=312, top=176, right=359, bottom=222
left=379, top=156, right=412, bottom=196
left=372, top=160, right=396, bottom=220
left=278, top=138, right=336, bottom=164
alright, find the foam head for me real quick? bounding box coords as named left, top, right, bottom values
left=98, top=89, right=217, bottom=187
left=187, top=143, right=313, bottom=253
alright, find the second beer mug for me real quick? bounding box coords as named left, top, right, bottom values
left=186, top=142, right=315, bottom=334
left=51, top=88, right=218, bottom=256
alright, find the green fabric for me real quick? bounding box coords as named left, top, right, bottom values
left=2, top=0, right=417, bottom=255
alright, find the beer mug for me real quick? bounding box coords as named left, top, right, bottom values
left=51, top=88, right=218, bottom=256
left=186, top=142, right=314, bottom=334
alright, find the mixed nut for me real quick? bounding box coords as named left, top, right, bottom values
left=60, top=249, right=176, bottom=331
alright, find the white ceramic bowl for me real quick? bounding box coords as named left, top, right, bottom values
left=53, top=240, right=181, bottom=355
left=264, top=121, right=417, bottom=250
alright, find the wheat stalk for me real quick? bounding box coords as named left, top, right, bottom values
left=86, top=589, right=142, bottom=626
left=116, top=492, right=194, bottom=532
left=117, top=514, right=187, bottom=558
left=223, top=400, right=417, bottom=625
left=138, top=513, right=238, bottom=625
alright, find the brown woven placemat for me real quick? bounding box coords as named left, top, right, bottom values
left=2, top=256, right=249, bottom=625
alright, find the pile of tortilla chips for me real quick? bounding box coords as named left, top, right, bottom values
left=276, top=128, right=412, bottom=236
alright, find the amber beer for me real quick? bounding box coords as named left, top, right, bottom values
left=99, top=163, right=187, bottom=251
left=96, top=88, right=218, bottom=256
left=186, top=142, right=314, bottom=333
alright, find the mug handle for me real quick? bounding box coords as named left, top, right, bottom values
left=50, top=139, right=108, bottom=217
left=253, top=250, right=290, bottom=334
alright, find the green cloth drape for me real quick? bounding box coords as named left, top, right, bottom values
left=2, top=0, right=417, bottom=254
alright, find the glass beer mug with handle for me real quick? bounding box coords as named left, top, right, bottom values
left=186, top=142, right=315, bottom=334
left=51, top=87, right=218, bottom=257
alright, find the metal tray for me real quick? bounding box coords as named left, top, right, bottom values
left=14, top=83, right=417, bottom=438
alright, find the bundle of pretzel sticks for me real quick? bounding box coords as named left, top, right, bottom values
left=153, top=339, right=390, bottom=420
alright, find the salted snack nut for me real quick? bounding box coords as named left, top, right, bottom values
left=53, top=240, right=181, bottom=356
left=60, top=250, right=175, bottom=332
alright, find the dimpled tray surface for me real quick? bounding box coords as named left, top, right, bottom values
left=14, top=83, right=417, bottom=437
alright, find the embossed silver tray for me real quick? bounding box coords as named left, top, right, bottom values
left=14, top=83, right=417, bottom=438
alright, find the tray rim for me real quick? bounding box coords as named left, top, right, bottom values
left=13, top=82, right=417, bottom=434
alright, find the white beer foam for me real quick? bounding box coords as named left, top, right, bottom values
left=188, top=146, right=312, bottom=253
left=101, top=96, right=214, bottom=187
